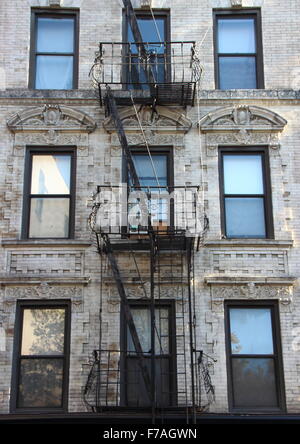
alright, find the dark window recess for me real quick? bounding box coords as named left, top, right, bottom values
left=12, top=302, right=70, bottom=411
left=220, top=149, right=273, bottom=238
left=30, top=10, right=78, bottom=89
left=23, top=149, right=76, bottom=239
left=214, top=10, right=264, bottom=89
left=125, top=11, right=169, bottom=88
left=122, top=302, right=176, bottom=407
left=226, top=303, right=285, bottom=411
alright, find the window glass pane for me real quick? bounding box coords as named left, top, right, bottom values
left=218, top=18, right=256, bottom=54
left=223, top=155, right=264, bottom=195
left=232, top=358, right=278, bottom=407
left=127, top=307, right=169, bottom=354
left=128, top=18, right=165, bottom=53
left=29, top=197, right=70, bottom=238
left=225, top=197, right=266, bottom=238
left=128, top=55, right=165, bottom=87
left=36, top=17, right=74, bottom=53
left=132, top=154, right=167, bottom=188
left=229, top=308, right=274, bottom=354
left=35, top=55, right=73, bottom=89
left=18, top=358, right=63, bottom=408
left=219, top=56, right=257, bottom=89
left=31, top=155, right=71, bottom=195
left=21, top=309, right=65, bottom=356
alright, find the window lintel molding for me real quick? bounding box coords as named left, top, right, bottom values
left=200, top=105, right=287, bottom=155
left=7, top=104, right=97, bottom=156
left=206, top=279, right=295, bottom=313
left=7, top=104, right=97, bottom=134
left=103, top=105, right=192, bottom=135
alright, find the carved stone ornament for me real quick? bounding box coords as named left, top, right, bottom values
left=211, top=283, right=293, bottom=313
left=200, top=105, right=287, bottom=155
left=4, top=282, right=84, bottom=312
left=230, top=0, right=242, bottom=7
left=103, top=105, right=192, bottom=134
left=7, top=104, right=97, bottom=156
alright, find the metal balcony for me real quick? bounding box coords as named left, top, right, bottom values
left=83, top=349, right=215, bottom=414
left=89, top=185, right=206, bottom=244
left=90, top=41, right=201, bottom=107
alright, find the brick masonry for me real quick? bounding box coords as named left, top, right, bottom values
left=0, top=0, right=300, bottom=416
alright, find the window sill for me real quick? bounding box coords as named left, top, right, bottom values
left=1, top=239, right=92, bottom=248
left=205, top=275, right=296, bottom=286
left=204, top=239, right=293, bottom=248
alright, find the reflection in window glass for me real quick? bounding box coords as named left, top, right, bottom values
left=227, top=305, right=281, bottom=410
left=232, top=358, right=277, bottom=407
left=21, top=309, right=65, bottom=355
left=29, top=197, right=70, bottom=238
left=19, top=359, right=64, bottom=408
left=17, top=305, right=68, bottom=409
left=31, top=155, right=71, bottom=194
left=27, top=153, right=73, bottom=239
left=229, top=308, right=274, bottom=354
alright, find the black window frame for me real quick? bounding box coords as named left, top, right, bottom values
left=22, top=147, right=76, bottom=240
left=120, top=299, right=177, bottom=407
left=213, top=9, right=264, bottom=90
left=11, top=300, right=71, bottom=413
left=124, top=146, right=174, bottom=232
left=29, top=8, right=79, bottom=90
left=225, top=300, right=286, bottom=413
left=122, top=9, right=171, bottom=88
left=219, top=146, right=274, bottom=239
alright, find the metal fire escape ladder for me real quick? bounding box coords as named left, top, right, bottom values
left=85, top=0, right=206, bottom=421
left=103, top=86, right=155, bottom=404
left=122, top=0, right=157, bottom=86
left=100, top=1, right=162, bottom=413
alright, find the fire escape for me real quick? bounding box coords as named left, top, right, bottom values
left=84, top=0, right=213, bottom=423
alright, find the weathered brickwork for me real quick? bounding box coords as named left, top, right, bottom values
left=0, top=0, right=300, bottom=418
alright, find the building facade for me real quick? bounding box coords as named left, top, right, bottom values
left=0, top=0, right=300, bottom=424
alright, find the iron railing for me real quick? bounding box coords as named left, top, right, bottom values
left=83, top=349, right=215, bottom=412
left=90, top=41, right=202, bottom=87
left=89, top=185, right=206, bottom=237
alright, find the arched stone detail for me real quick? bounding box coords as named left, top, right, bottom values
left=199, top=105, right=287, bottom=156
left=103, top=105, right=192, bottom=134
left=7, top=104, right=97, bottom=157
left=7, top=104, right=97, bottom=133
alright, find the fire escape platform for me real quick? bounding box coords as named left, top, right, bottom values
left=108, top=233, right=191, bottom=252
left=107, top=83, right=196, bottom=107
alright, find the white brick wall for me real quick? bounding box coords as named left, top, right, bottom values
left=0, top=0, right=300, bottom=417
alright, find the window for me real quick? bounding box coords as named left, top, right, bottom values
left=214, top=10, right=264, bottom=89
left=30, top=10, right=78, bottom=89
left=225, top=302, right=285, bottom=411
left=127, top=148, right=173, bottom=231
left=12, top=302, right=71, bottom=411
left=124, top=10, right=170, bottom=88
left=220, top=148, right=273, bottom=238
left=23, top=149, right=76, bottom=239
left=122, top=301, right=176, bottom=407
